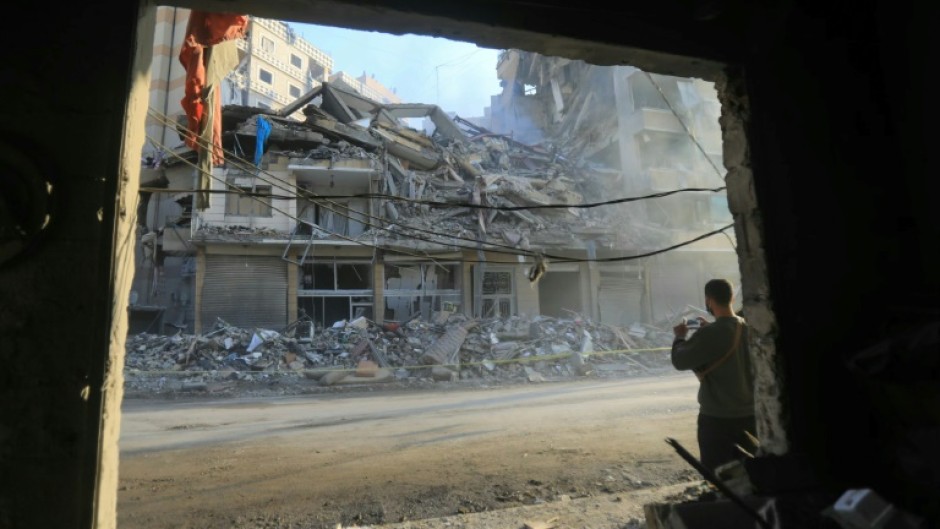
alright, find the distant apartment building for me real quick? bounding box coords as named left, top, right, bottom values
left=357, top=71, right=402, bottom=104
left=134, top=9, right=334, bottom=333
left=223, top=16, right=334, bottom=114
left=145, top=6, right=192, bottom=159
left=145, top=8, right=333, bottom=162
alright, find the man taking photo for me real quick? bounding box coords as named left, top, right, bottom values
left=671, top=278, right=756, bottom=471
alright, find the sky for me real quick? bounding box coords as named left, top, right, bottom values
left=293, top=23, right=504, bottom=119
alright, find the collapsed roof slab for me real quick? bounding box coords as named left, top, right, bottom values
left=304, top=114, right=383, bottom=150
left=371, top=124, right=442, bottom=170
left=384, top=104, right=467, bottom=143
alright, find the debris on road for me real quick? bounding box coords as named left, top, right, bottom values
left=124, top=312, right=680, bottom=393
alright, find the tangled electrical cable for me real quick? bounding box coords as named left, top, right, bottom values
left=145, top=108, right=735, bottom=265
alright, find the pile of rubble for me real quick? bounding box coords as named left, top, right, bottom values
left=196, top=82, right=674, bottom=252
left=124, top=313, right=679, bottom=392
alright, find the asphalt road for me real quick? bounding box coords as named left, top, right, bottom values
left=118, top=373, right=702, bottom=529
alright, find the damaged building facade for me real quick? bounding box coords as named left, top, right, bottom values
left=488, top=50, right=740, bottom=324
left=135, top=43, right=739, bottom=334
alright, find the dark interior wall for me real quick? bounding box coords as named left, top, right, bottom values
left=0, top=3, right=144, bottom=528
left=742, top=0, right=939, bottom=512
left=0, top=0, right=937, bottom=527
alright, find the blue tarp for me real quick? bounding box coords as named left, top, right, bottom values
left=254, top=115, right=272, bottom=166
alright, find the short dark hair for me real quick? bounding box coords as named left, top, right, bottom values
left=704, top=279, right=734, bottom=305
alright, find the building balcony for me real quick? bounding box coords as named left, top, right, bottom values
left=288, top=157, right=380, bottom=191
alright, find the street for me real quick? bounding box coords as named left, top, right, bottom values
left=118, top=373, right=703, bottom=529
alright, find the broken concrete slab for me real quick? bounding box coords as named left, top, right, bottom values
left=421, top=319, right=478, bottom=366
left=432, top=366, right=458, bottom=382
left=319, top=370, right=352, bottom=386
left=337, top=368, right=393, bottom=384
left=125, top=312, right=678, bottom=390
left=356, top=359, right=379, bottom=377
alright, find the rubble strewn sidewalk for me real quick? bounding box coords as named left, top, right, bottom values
left=124, top=313, right=680, bottom=395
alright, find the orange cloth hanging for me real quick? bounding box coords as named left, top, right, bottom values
left=178, top=11, right=248, bottom=166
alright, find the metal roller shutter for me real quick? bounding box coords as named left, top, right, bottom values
left=201, top=255, right=288, bottom=330
left=597, top=270, right=645, bottom=327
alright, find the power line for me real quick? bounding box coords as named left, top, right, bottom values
left=148, top=110, right=532, bottom=257
left=145, top=136, right=733, bottom=265
left=139, top=185, right=726, bottom=209
left=146, top=128, right=532, bottom=258
left=151, top=108, right=682, bottom=262
left=145, top=135, right=443, bottom=264
left=147, top=109, right=565, bottom=258
left=148, top=108, right=724, bottom=211
left=147, top=110, right=734, bottom=264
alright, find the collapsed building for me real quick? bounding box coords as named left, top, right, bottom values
left=8, top=0, right=940, bottom=527
left=131, top=52, right=739, bottom=336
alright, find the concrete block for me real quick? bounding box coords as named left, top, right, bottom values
left=320, top=370, right=352, bottom=386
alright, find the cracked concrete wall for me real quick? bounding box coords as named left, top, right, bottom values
left=716, top=69, right=788, bottom=456
left=0, top=3, right=147, bottom=528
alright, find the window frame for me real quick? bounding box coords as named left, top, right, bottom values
left=260, top=35, right=275, bottom=54
left=480, top=266, right=516, bottom=318
left=224, top=182, right=273, bottom=218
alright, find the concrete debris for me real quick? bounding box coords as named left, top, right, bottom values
left=125, top=313, right=678, bottom=387
left=190, top=81, right=678, bottom=251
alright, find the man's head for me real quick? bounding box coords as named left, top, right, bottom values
left=704, top=279, right=734, bottom=315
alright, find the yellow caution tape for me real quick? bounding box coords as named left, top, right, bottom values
left=124, top=346, right=673, bottom=376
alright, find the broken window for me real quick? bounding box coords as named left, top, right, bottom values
left=384, top=263, right=461, bottom=322
left=224, top=180, right=272, bottom=217
left=290, top=53, right=303, bottom=69
left=259, top=68, right=273, bottom=84
left=481, top=268, right=515, bottom=318
left=296, top=199, right=366, bottom=236
left=298, top=260, right=373, bottom=328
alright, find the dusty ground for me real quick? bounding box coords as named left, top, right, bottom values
left=117, top=372, right=711, bottom=529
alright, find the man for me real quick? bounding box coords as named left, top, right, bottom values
left=671, top=278, right=756, bottom=471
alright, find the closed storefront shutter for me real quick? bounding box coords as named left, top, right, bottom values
left=597, top=269, right=645, bottom=328
left=201, top=255, right=288, bottom=330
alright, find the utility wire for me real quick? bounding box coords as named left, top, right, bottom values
left=312, top=187, right=727, bottom=210
left=145, top=136, right=733, bottom=265
left=146, top=135, right=443, bottom=264
left=147, top=131, right=529, bottom=260
left=148, top=110, right=734, bottom=264
left=147, top=111, right=534, bottom=256
left=149, top=107, right=724, bottom=210
left=148, top=109, right=563, bottom=257
left=138, top=185, right=727, bottom=209
left=148, top=106, right=718, bottom=259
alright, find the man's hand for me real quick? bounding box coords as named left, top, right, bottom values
left=673, top=320, right=689, bottom=340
